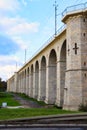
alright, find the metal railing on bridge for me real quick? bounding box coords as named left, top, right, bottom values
left=62, top=2, right=87, bottom=16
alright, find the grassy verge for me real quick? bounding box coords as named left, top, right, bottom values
left=0, top=108, right=80, bottom=120
left=16, top=93, right=46, bottom=106
left=0, top=92, right=81, bottom=120
left=0, top=92, right=20, bottom=106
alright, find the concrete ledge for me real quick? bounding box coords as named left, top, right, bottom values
left=7, top=106, right=24, bottom=109
left=0, top=124, right=87, bottom=129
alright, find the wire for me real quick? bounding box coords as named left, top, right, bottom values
left=73, top=0, right=83, bottom=4
left=74, top=0, right=79, bottom=3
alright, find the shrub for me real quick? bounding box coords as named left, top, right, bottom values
left=79, top=103, right=87, bottom=112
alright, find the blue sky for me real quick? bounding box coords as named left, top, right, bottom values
left=0, top=0, right=87, bottom=81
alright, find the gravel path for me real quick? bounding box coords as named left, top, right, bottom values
left=12, top=93, right=44, bottom=108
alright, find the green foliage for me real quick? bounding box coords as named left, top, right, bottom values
left=79, top=103, right=87, bottom=112
left=0, top=79, right=7, bottom=92
left=0, top=92, right=12, bottom=98
left=0, top=92, right=20, bottom=106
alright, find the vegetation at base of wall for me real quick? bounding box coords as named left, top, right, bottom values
left=0, top=92, right=20, bottom=106
left=79, top=103, right=87, bottom=112
left=16, top=92, right=46, bottom=106
left=0, top=108, right=80, bottom=120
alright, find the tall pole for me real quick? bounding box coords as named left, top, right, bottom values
left=25, top=49, right=26, bottom=63
left=53, top=1, right=58, bottom=36
left=16, top=62, right=17, bottom=72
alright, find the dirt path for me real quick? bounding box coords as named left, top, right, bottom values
left=12, top=93, right=44, bottom=108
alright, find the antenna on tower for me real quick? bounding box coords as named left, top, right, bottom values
left=53, top=0, right=58, bottom=36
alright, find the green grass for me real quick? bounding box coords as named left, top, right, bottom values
left=0, top=108, right=80, bottom=120
left=0, top=92, right=81, bottom=120
left=0, top=92, right=20, bottom=106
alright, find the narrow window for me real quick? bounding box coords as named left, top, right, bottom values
left=83, top=33, right=85, bottom=37
left=84, top=62, right=86, bottom=66
left=83, top=18, right=85, bottom=22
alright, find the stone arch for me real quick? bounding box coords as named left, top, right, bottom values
left=60, top=40, right=66, bottom=107
left=48, top=49, right=57, bottom=104
left=40, top=56, right=46, bottom=101
left=30, top=64, right=34, bottom=97
left=35, top=61, right=39, bottom=98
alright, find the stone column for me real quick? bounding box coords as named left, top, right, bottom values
left=25, top=70, right=27, bottom=95
left=21, top=74, right=23, bottom=93
left=33, top=67, right=36, bottom=98
left=24, top=71, right=26, bottom=94
left=30, top=74, right=33, bottom=97
left=39, top=68, right=46, bottom=101
left=20, top=74, right=22, bottom=93
left=26, top=70, right=28, bottom=95
left=29, top=71, right=31, bottom=97
left=7, top=80, right=10, bottom=92
left=19, top=75, right=21, bottom=93
left=14, top=72, right=18, bottom=93
left=45, top=64, right=49, bottom=104
left=56, top=60, right=61, bottom=106
left=38, top=66, right=41, bottom=101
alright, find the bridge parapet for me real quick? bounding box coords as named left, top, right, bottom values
left=62, top=2, right=87, bottom=17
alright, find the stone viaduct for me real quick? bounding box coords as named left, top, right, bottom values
left=7, top=3, right=87, bottom=110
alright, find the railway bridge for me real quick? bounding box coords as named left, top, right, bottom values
left=7, top=2, right=87, bottom=110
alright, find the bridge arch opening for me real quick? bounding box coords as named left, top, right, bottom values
left=35, top=61, right=39, bottom=98
left=60, top=40, right=66, bottom=107
left=40, top=56, right=46, bottom=101
left=48, top=49, right=57, bottom=104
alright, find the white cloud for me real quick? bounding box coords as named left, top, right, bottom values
left=0, top=65, right=16, bottom=81
left=2, top=17, right=39, bottom=33
left=0, top=55, right=23, bottom=80
left=0, top=55, right=17, bottom=61
left=12, top=36, right=30, bottom=49
left=0, top=16, right=40, bottom=49
left=7, top=22, right=39, bottom=35
left=22, top=0, right=27, bottom=6
left=0, top=17, right=22, bottom=28
left=0, top=0, right=20, bottom=11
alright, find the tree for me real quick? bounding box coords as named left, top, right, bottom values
left=0, top=78, right=7, bottom=92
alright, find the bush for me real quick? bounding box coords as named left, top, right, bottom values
left=79, top=103, right=87, bottom=112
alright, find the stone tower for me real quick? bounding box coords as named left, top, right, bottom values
left=62, top=9, right=87, bottom=110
